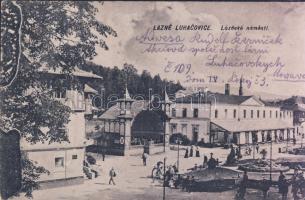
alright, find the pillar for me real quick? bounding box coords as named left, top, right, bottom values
left=283, top=129, right=287, bottom=140
left=164, top=120, right=170, bottom=148
left=240, top=132, right=246, bottom=144
left=124, top=119, right=132, bottom=155
left=248, top=132, right=252, bottom=144
left=257, top=131, right=262, bottom=143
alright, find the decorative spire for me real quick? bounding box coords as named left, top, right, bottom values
left=165, top=89, right=170, bottom=102
left=124, top=87, right=131, bottom=100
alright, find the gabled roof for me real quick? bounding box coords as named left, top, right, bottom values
left=99, top=100, right=149, bottom=120
left=84, top=84, right=98, bottom=94
left=22, top=52, right=103, bottom=79
left=38, top=66, right=103, bottom=79
left=175, top=91, right=252, bottom=105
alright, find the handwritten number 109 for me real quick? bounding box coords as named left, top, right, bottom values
left=164, top=61, right=191, bottom=75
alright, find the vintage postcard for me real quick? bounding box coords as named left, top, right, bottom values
left=1, top=1, right=305, bottom=200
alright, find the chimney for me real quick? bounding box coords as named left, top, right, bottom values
left=225, top=83, right=230, bottom=95
left=239, top=76, right=243, bottom=96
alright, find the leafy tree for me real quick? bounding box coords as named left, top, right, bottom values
left=0, top=1, right=116, bottom=198
left=81, top=62, right=184, bottom=103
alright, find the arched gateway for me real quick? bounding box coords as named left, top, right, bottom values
left=131, top=110, right=168, bottom=146
left=88, top=89, right=172, bottom=156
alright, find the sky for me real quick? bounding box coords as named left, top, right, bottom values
left=93, top=2, right=305, bottom=98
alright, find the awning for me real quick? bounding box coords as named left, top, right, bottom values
left=87, top=131, right=103, bottom=139
left=211, top=120, right=294, bottom=133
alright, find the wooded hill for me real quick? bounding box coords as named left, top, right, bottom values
left=81, top=62, right=184, bottom=102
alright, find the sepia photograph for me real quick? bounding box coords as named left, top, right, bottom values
left=1, top=1, right=305, bottom=200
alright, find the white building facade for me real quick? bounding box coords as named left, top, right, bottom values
left=169, top=93, right=211, bottom=144
left=21, top=67, right=102, bottom=188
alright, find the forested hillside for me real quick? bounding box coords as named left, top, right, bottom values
left=81, top=62, right=184, bottom=102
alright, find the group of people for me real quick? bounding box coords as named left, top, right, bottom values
left=279, top=167, right=305, bottom=200
left=184, top=145, right=201, bottom=158
left=236, top=167, right=305, bottom=200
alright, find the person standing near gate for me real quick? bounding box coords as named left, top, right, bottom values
left=109, top=167, right=116, bottom=185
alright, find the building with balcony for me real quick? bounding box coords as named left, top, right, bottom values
left=21, top=64, right=102, bottom=188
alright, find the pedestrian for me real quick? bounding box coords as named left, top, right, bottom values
left=182, top=176, right=190, bottom=191
left=102, top=150, right=105, bottom=161
left=278, top=171, right=285, bottom=193
left=109, top=167, right=116, bottom=185
left=261, top=176, right=270, bottom=199
left=189, top=146, right=193, bottom=157
left=142, top=152, right=148, bottom=166
left=239, top=170, right=248, bottom=199
left=299, top=172, right=305, bottom=198
left=256, top=143, right=260, bottom=153
left=204, top=155, right=208, bottom=164
left=184, top=148, right=189, bottom=158
left=195, top=146, right=200, bottom=157
left=189, top=176, right=196, bottom=193
left=207, top=153, right=217, bottom=169
left=280, top=178, right=289, bottom=200
left=186, top=176, right=192, bottom=193
left=291, top=167, right=300, bottom=200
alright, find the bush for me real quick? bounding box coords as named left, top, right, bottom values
left=169, top=133, right=190, bottom=145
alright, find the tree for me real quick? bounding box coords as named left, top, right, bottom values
left=0, top=1, right=116, bottom=198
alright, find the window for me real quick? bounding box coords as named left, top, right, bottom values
left=243, top=110, right=247, bottom=118
left=263, top=110, right=266, bottom=118
left=172, top=108, right=176, bottom=117
left=276, top=111, right=278, bottom=118
left=193, top=108, right=199, bottom=118
left=55, top=157, right=64, bottom=167
left=54, top=88, right=66, bottom=99
left=181, top=124, right=187, bottom=135
left=215, top=110, right=218, bottom=118
left=270, top=110, right=272, bottom=118
left=170, top=123, right=177, bottom=134
left=192, top=125, right=199, bottom=141
left=280, top=112, right=282, bottom=118
left=251, top=110, right=254, bottom=118
left=182, top=108, right=187, bottom=118
left=257, top=110, right=260, bottom=118
left=224, top=109, right=228, bottom=118
left=192, top=125, right=199, bottom=133
left=233, top=109, right=237, bottom=118
left=72, top=155, right=78, bottom=160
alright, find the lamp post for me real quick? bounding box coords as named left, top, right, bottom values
left=269, top=139, right=272, bottom=182
left=163, top=156, right=167, bottom=200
